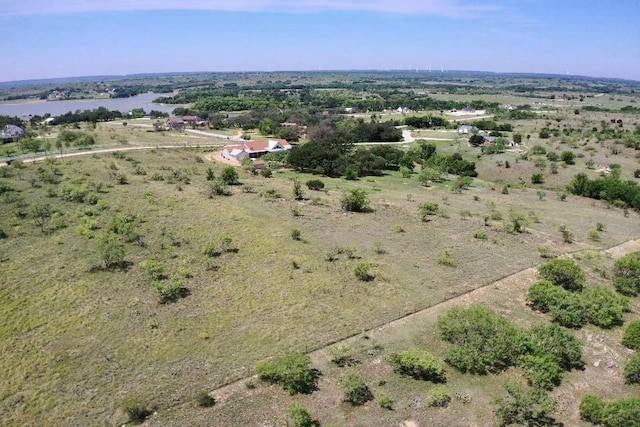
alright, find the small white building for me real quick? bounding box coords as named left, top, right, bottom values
left=221, top=139, right=293, bottom=162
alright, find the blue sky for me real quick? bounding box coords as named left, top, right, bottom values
left=1, top=0, right=639, bottom=82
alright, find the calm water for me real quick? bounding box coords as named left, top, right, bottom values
left=0, top=92, right=180, bottom=117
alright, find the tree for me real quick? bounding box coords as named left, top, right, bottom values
left=494, top=382, right=558, bottom=427
left=220, top=166, right=240, bottom=185
left=30, top=202, right=53, bottom=232
left=469, top=134, right=485, bottom=146
left=537, top=259, right=586, bottom=291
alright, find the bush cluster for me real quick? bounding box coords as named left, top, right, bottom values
left=580, top=395, right=640, bottom=426
left=527, top=281, right=629, bottom=329
left=438, top=305, right=584, bottom=390
left=622, top=321, right=640, bottom=350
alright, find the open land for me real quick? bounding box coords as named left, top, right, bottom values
left=1, top=71, right=640, bottom=426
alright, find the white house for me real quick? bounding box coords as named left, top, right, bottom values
left=221, top=139, right=292, bottom=162
left=458, top=125, right=478, bottom=135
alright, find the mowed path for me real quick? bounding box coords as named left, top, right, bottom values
left=207, top=237, right=640, bottom=404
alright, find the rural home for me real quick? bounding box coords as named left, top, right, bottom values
left=480, top=136, right=516, bottom=147
left=0, top=125, right=24, bottom=143
left=458, top=125, right=478, bottom=134
left=221, top=139, right=292, bottom=162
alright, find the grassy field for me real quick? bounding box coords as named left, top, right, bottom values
left=1, top=137, right=639, bottom=425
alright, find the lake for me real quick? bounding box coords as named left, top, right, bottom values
left=0, top=92, right=181, bottom=117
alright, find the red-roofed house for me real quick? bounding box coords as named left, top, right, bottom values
left=221, top=139, right=292, bottom=162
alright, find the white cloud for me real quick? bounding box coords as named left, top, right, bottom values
left=0, top=0, right=501, bottom=17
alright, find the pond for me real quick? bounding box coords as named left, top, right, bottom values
left=0, top=92, right=182, bottom=117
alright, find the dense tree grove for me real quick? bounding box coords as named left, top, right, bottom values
left=568, top=173, right=640, bottom=210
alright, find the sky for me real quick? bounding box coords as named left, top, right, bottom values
left=0, top=0, right=639, bottom=82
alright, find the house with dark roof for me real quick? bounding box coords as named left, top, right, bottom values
left=221, top=139, right=292, bottom=162
left=1, top=125, right=25, bottom=143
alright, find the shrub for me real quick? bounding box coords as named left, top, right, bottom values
left=494, top=382, right=557, bottom=427
left=519, top=354, right=563, bottom=390
left=341, top=188, right=371, bottom=212
left=528, top=324, right=584, bottom=370
left=505, top=211, right=529, bottom=234
left=580, top=395, right=606, bottom=424
left=531, top=145, right=547, bottom=155
left=340, top=372, right=373, bottom=406
left=121, top=397, right=151, bottom=424
left=428, top=386, right=451, bottom=407
left=559, top=225, right=574, bottom=243
left=561, top=151, right=576, bottom=165
left=622, top=321, right=640, bottom=350
left=474, top=229, right=487, bottom=240
left=418, top=201, right=440, bottom=221
left=531, top=173, right=545, bottom=184
left=378, top=393, right=394, bottom=410
left=580, top=395, right=640, bottom=427
left=220, top=166, right=240, bottom=185
left=438, top=305, right=527, bottom=374
left=389, top=349, right=446, bottom=382
left=151, top=279, right=189, bottom=304
left=140, top=260, right=166, bottom=280
left=256, top=352, right=320, bottom=395
left=613, top=252, right=640, bottom=296
left=306, top=179, right=325, bottom=191
left=624, top=353, right=640, bottom=384
left=328, top=346, right=358, bottom=367
left=97, top=231, right=126, bottom=269
left=581, top=286, right=628, bottom=329
left=527, top=281, right=586, bottom=328
left=354, top=263, right=375, bottom=281
left=291, top=228, right=302, bottom=241
left=292, top=179, right=305, bottom=200
left=286, top=402, right=316, bottom=427
left=196, top=391, right=216, bottom=408
left=538, top=259, right=586, bottom=291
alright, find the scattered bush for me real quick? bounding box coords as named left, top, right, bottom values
left=341, top=188, right=371, bottom=212
left=292, top=179, right=305, bottom=200
left=622, top=321, right=640, bottom=350
left=291, top=228, right=302, bottom=241
left=354, top=263, right=375, bottom=281
left=505, top=211, right=529, bottom=234
left=306, top=179, right=325, bottom=191
left=196, top=391, right=216, bottom=408
left=378, top=393, right=394, bottom=410
left=121, top=397, right=152, bottom=424
left=418, top=201, right=440, bottom=221
left=340, top=372, right=373, bottom=406
left=328, top=346, right=358, bottom=367
left=97, top=231, right=126, bottom=269
left=389, top=349, right=446, bottom=382
left=428, top=386, right=451, bottom=407
left=220, top=166, right=240, bottom=185
left=286, top=402, right=316, bottom=427
left=256, top=352, right=320, bottom=395
left=538, top=259, right=586, bottom=291
left=531, top=173, right=545, bottom=184
left=151, top=279, right=189, bottom=304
